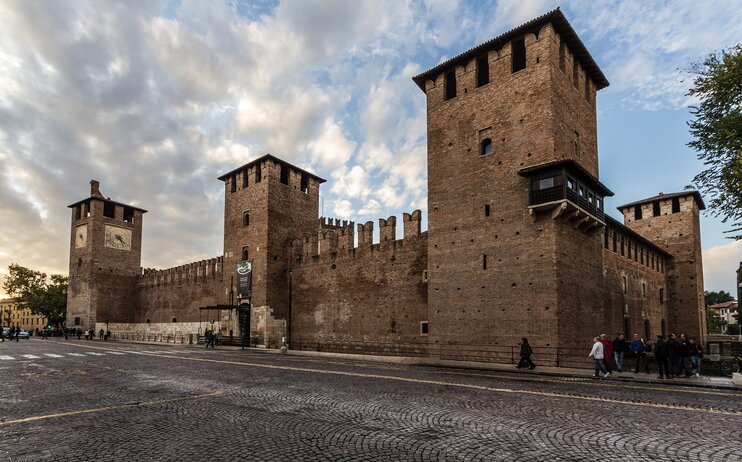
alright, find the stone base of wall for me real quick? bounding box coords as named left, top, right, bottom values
left=251, top=306, right=286, bottom=348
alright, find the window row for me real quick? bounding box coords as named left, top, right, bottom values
left=444, top=37, right=527, bottom=101
left=633, top=197, right=681, bottom=220
left=559, top=36, right=592, bottom=102
left=229, top=163, right=310, bottom=194
left=605, top=228, right=665, bottom=274
left=74, top=201, right=135, bottom=223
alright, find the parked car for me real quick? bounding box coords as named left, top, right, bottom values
left=17, top=329, right=30, bottom=339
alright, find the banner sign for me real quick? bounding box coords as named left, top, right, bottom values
left=236, top=260, right=252, bottom=299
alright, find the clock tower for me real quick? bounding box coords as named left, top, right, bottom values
left=66, top=180, right=146, bottom=331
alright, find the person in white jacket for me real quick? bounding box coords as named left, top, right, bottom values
left=589, top=336, right=610, bottom=378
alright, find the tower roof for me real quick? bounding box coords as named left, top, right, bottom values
left=67, top=180, right=147, bottom=213
left=412, top=8, right=609, bottom=92
left=217, top=153, right=326, bottom=183
left=617, top=191, right=706, bottom=212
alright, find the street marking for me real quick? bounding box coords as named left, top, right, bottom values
left=85, top=352, right=104, bottom=356
left=67, top=353, right=85, bottom=357
left=21, top=355, right=41, bottom=359
left=106, top=351, right=125, bottom=355
left=0, top=391, right=222, bottom=427
left=0, top=355, right=15, bottom=360
left=43, top=354, right=64, bottom=358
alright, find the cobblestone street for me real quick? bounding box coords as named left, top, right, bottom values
left=1, top=339, right=741, bottom=461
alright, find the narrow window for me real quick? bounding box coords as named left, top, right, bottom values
left=420, top=321, right=429, bottom=336
left=588, top=193, right=594, bottom=206
left=476, top=55, right=489, bottom=87
left=634, top=242, right=638, bottom=262
left=574, top=131, right=580, bottom=156
left=280, top=164, right=289, bottom=185
left=243, top=211, right=250, bottom=227
left=642, top=282, right=646, bottom=297
left=596, top=197, right=602, bottom=210
left=623, top=317, right=630, bottom=339
left=572, top=59, right=579, bottom=89
left=300, top=174, right=309, bottom=193
left=480, top=138, right=493, bottom=156
left=146, top=318, right=151, bottom=324
left=651, top=253, right=655, bottom=270
left=659, top=289, right=665, bottom=304
left=241, top=246, right=249, bottom=261
left=103, top=202, right=115, bottom=218
left=75, top=205, right=82, bottom=220
left=634, top=205, right=642, bottom=220
left=671, top=197, right=680, bottom=213
left=231, top=176, right=237, bottom=192
left=511, top=38, right=526, bottom=73
left=484, top=204, right=490, bottom=217
left=172, top=317, right=176, bottom=323
left=612, top=232, right=617, bottom=252
left=123, top=207, right=134, bottom=223
left=578, top=185, right=585, bottom=198
left=661, top=319, right=666, bottom=336
left=566, top=177, right=575, bottom=190
left=74, top=317, right=80, bottom=326
left=84, top=202, right=90, bottom=217
left=255, top=163, right=262, bottom=183
left=242, top=169, right=248, bottom=188
left=641, top=247, right=644, bottom=265
left=604, top=230, right=609, bottom=249
left=559, top=37, right=566, bottom=72
left=644, top=319, right=650, bottom=340
left=444, top=69, right=457, bottom=100
left=585, top=77, right=591, bottom=101
left=622, top=276, right=627, bottom=294
left=653, top=201, right=660, bottom=216
left=620, top=236, right=625, bottom=256
left=482, top=255, right=487, bottom=270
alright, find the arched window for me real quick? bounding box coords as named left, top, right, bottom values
left=644, top=319, right=650, bottom=339
left=481, top=138, right=493, bottom=156
left=241, top=246, right=249, bottom=261
left=171, top=317, right=177, bottom=323
left=146, top=318, right=151, bottom=324
left=243, top=211, right=250, bottom=227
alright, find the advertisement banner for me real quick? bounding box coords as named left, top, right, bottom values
left=236, top=260, right=252, bottom=299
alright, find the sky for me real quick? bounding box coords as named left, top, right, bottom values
left=0, top=0, right=740, bottom=298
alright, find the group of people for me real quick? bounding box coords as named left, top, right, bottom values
left=590, top=333, right=703, bottom=379
left=1, top=326, right=21, bottom=342
left=204, top=329, right=217, bottom=348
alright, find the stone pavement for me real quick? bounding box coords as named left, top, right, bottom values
left=1, top=338, right=741, bottom=461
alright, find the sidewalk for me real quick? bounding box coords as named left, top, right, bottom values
left=93, top=338, right=740, bottom=391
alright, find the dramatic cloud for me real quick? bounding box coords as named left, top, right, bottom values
left=703, top=240, right=742, bottom=296
left=0, top=0, right=739, bottom=299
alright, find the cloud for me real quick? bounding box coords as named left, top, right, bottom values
left=703, top=240, right=742, bottom=296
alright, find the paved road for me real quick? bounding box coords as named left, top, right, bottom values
left=1, top=339, right=740, bottom=461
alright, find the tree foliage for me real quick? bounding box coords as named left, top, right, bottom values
left=705, top=308, right=724, bottom=334
left=687, top=44, right=742, bottom=239
left=704, top=290, right=735, bottom=306
left=2, top=264, right=68, bottom=327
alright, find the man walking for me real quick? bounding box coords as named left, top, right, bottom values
left=631, top=334, right=650, bottom=374
left=679, top=334, right=693, bottom=377
left=666, top=333, right=681, bottom=379
left=516, top=337, right=536, bottom=369
left=589, top=336, right=610, bottom=378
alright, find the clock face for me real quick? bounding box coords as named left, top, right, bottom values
left=75, top=225, right=88, bottom=248
left=104, top=225, right=132, bottom=251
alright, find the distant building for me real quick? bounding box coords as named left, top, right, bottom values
left=708, top=300, right=738, bottom=329
left=0, top=298, right=48, bottom=331
left=65, top=9, right=707, bottom=363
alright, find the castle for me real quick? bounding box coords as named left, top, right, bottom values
left=65, top=9, right=706, bottom=365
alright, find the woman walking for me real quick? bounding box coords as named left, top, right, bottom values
left=516, top=337, right=536, bottom=369
left=589, top=336, right=610, bottom=378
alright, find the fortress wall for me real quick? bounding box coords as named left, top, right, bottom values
left=289, top=211, right=428, bottom=347
left=136, top=257, right=225, bottom=325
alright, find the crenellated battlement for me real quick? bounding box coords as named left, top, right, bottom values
left=138, top=256, right=224, bottom=287
left=290, top=210, right=426, bottom=266
left=319, top=216, right=353, bottom=231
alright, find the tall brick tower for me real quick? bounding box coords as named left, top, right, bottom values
left=618, top=191, right=707, bottom=341
left=66, top=180, right=146, bottom=331
left=412, top=8, right=613, bottom=354
left=218, top=154, right=324, bottom=344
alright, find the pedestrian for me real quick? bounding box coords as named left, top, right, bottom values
left=679, top=334, right=693, bottom=377
left=76, top=328, right=82, bottom=340
left=589, top=336, right=610, bottom=378
left=99, top=329, right=104, bottom=340
left=42, top=329, right=47, bottom=340
left=689, top=337, right=703, bottom=377
left=204, top=329, right=211, bottom=348
left=15, top=328, right=20, bottom=342
left=64, top=328, right=69, bottom=340
left=666, top=333, right=681, bottom=379
left=8, top=326, right=15, bottom=342
left=612, top=334, right=628, bottom=372
left=631, top=333, right=650, bottom=373
left=516, top=337, right=536, bottom=369
left=105, top=330, right=111, bottom=341
left=600, top=334, right=614, bottom=372
left=653, top=334, right=669, bottom=379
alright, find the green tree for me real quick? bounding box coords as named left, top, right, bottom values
left=3, top=264, right=68, bottom=327
left=706, top=307, right=724, bottom=333
left=687, top=44, right=742, bottom=239
left=704, top=290, right=735, bottom=306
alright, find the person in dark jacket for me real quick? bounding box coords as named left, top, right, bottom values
left=516, top=338, right=535, bottom=369
left=612, top=334, right=628, bottom=372
left=679, top=334, right=693, bottom=377
left=666, top=333, right=681, bottom=378
left=689, top=337, right=703, bottom=377
left=630, top=334, right=650, bottom=373
left=653, top=335, right=668, bottom=379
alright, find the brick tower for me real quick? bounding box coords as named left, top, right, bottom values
left=413, top=8, right=613, bottom=354
left=218, top=154, right=324, bottom=344
left=66, top=180, right=146, bottom=331
left=618, top=191, right=707, bottom=341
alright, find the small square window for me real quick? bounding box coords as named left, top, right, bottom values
left=420, top=321, right=429, bottom=336
left=566, top=178, right=575, bottom=190
left=578, top=185, right=585, bottom=197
